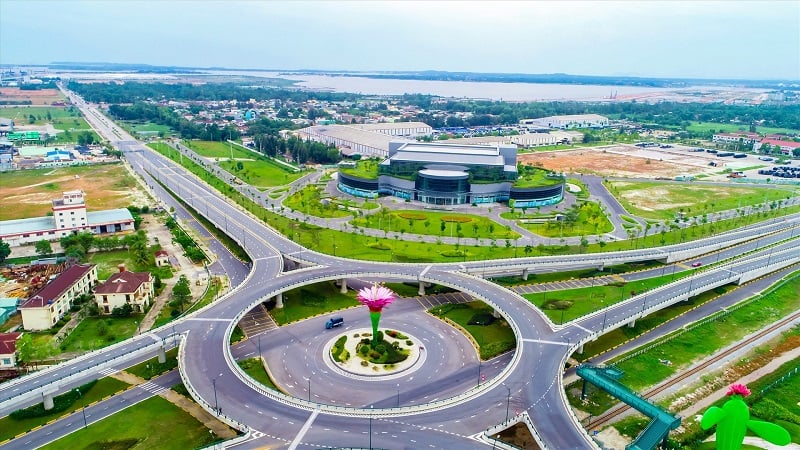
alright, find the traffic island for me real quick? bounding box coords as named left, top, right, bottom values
left=325, top=328, right=424, bottom=379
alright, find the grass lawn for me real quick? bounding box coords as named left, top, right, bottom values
left=220, top=158, right=304, bottom=188
left=0, top=163, right=141, bottom=221
left=516, top=202, right=614, bottom=238
left=0, top=377, right=130, bottom=441
left=125, top=348, right=179, bottom=380
left=38, top=396, right=217, bottom=450
left=607, top=180, right=795, bottom=221
left=339, top=159, right=380, bottom=179
left=0, top=106, right=81, bottom=125
left=283, top=186, right=355, bottom=218
left=270, top=281, right=359, bottom=325
left=237, top=358, right=279, bottom=391
left=351, top=209, right=520, bottom=240
left=523, top=270, right=693, bottom=323
left=59, top=316, right=142, bottom=353
left=685, top=121, right=798, bottom=136
left=430, top=301, right=516, bottom=360
left=87, top=246, right=173, bottom=280
left=610, top=272, right=800, bottom=391
left=122, top=121, right=172, bottom=135
left=574, top=284, right=735, bottom=361
left=184, top=140, right=253, bottom=159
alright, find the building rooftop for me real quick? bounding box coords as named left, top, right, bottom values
left=351, top=122, right=432, bottom=131
left=0, top=216, right=56, bottom=236
left=20, top=264, right=95, bottom=309
left=87, top=208, right=134, bottom=225
left=390, top=149, right=504, bottom=166
left=298, top=125, right=411, bottom=153
left=94, top=270, right=151, bottom=295
left=534, top=114, right=608, bottom=121
left=0, top=332, right=22, bottom=355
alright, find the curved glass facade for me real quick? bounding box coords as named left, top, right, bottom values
left=509, top=184, right=564, bottom=207
left=416, top=172, right=469, bottom=205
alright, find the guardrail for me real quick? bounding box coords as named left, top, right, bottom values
left=177, top=332, right=250, bottom=433
left=576, top=248, right=800, bottom=349
left=0, top=333, right=181, bottom=413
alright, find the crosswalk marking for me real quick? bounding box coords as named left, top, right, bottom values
left=98, top=368, right=119, bottom=376
left=138, top=381, right=168, bottom=395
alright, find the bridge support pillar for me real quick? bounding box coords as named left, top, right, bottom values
left=577, top=343, right=584, bottom=354
left=598, top=262, right=604, bottom=271
left=339, top=279, right=348, bottom=294
left=522, top=269, right=529, bottom=281
left=628, top=319, right=636, bottom=328
left=581, top=379, right=588, bottom=401
left=418, top=282, right=425, bottom=296
left=43, top=393, right=54, bottom=411
left=275, top=293, right=284, bottom=309
left=492, top=309, right=501, bottom=319
left=157, top=346, right=166, bottom=364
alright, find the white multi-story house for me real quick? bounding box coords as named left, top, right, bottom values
left=0, top=190, right=135, bottom=247
left=19, top=264, right=98, bottom=331
left=93, top=266, right=153, bottom=314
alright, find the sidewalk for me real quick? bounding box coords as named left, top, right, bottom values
left=111, top=370, right=237, bottom=439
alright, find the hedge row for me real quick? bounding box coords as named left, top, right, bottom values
left=10, top=380, right=97, bottom=420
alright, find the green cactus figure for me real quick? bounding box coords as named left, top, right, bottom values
left=700, top=383, right=790, bottom=450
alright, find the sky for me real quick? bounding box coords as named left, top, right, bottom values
left=1, top=0, right=798, bottom=80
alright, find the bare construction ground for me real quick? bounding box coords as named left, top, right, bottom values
left=0, top=88, right=65, bottom=105
left=518, top=144, right=720, bottom=178
left=0, top=163, right=149, bottom=220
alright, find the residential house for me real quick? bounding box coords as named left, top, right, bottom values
left=0, top=332, right=22, bottom=368
left=93, top=265, right=153, bottom=314
left=154, top=250, right=171, bottom=267
left=19, top=264, right=98, bottom=331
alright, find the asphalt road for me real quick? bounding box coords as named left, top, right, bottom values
left=4, top=89, right=798, bottom=450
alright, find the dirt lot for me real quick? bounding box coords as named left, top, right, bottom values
left=0, top=88, right=65, bottom=105
left=0, top=163, right=150, bottom=220
left=518, top=145, right=714, bottom=178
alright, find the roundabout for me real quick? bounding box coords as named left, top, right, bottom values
left=259, top=294, right=509, bottom=408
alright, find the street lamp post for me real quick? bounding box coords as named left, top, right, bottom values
left=75, top=389, right=88, bottom=428
left=504, top=385, right=511, bottom=423
left=369, top=405, right=373, bottom=449
left=396, top=383, right=400, bottom=407
left=308, top=378, right=311, bottom=402
left=212, top=378, right=218, bottom=413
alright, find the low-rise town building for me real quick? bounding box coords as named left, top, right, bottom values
left=18, top=264, right=98, bottom=331
left=0, top=190, right=135, bottom=247
left=520, top=114, right=609, bottom=129
left=0, top=332, right=22, bottom=368
left=93, top=265, right=153, bottom=314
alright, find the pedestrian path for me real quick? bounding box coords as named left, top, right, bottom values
left=239, top=303, right=278, bottom=338
left=415, top=291, right=473, bottom=309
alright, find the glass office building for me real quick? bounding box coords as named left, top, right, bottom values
left=338, top=141, right=564, bottom=206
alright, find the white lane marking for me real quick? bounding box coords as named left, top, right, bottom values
left=287, top=409, right=319, bottom=450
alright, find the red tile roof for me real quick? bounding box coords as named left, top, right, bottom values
left=760, top=138, right=800, bottom=148
left=20, top=264, right=95, bottom=309
left=94, top=271, right=152, bottom=295
left=155, top=250, right=169, bottom=257
left=0, top=332, right=22, bottom=355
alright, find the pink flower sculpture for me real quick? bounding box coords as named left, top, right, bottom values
left=356, top=284, right=396, bottom=345
left=702, top=383, right=790, bottom=450
left=726, top=384, right=751, bottom=397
